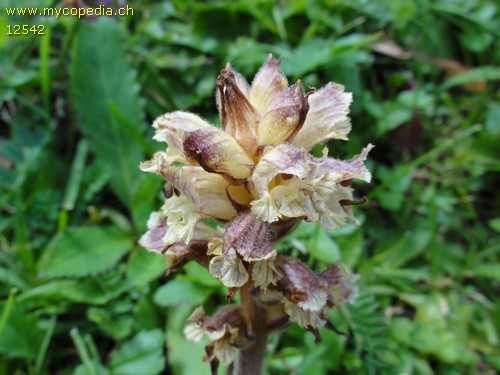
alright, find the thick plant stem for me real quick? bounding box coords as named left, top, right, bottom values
left=232, top=281, right=268, bottom=375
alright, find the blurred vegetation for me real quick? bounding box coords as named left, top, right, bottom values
left=1, top=0, right=499, bottom=374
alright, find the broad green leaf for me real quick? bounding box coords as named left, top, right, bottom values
left=183, top=261, right=221, bottom=288
left=0, top=266, right=29, bottom=290
left=88, top=307, right=133, bottom=340
left=109, top=329, right=165, bottom=375
left=153, top=279, right=213, bottom=307
left=0, top=301, right=43, bottom=360
left=309, top=224, right=341, bottom=263
left=471, top=264, right=500, bottom=281
left=18, top=279, right=122, bottom=305
left=71, top=18, right=146, bottom=206
left=126, top=248, right=166, bottom=287
left=39, top=226, right=132, bottom=278
left=166, top=305, right=212, bottom=375
left=488, top=217, right=500, bottom=233
left=131, top=174, right=162, bottom=232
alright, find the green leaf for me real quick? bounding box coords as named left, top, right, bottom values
left=440, top=66, right=500, bottom=91
left=88, top=307, right=133, bottom=340
left=39, top=226, right=132, bottom=278
left=131, top=174, right=162, bottom=232
left=18, top=278, right=122, bottom=305
left=347, top=290, right=395, bottom=374
left=153, top=279, right=213, bottom=307
left=109, top=329, right=165, bottom=375
left=126, top=248, right=166, bottom=287
left=0, top=266, right=29, bottom=290
left=488, top=217, right=500, bottom=232
left=165, top=305, right=211, bottom=375
left=0, top=301, right=43, bottom=360
left=71, top=18, right=146, bottom=206
left=471, top=264, right=500, bottom=281
left=62, top=139, right=90, bottom=211
left=309, top=224, right=341, bottom=263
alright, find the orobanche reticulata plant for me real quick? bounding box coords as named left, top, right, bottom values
left=140, top=55, right=373, bottom=375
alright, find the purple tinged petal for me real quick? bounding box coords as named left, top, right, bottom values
left=223, top=212, right=275, bottom=261
left=152, top=111, right=211, bottom=163
left=209, top=248, right=249, bottom=287
left=252, top=143, right=311, bottom=195
left=293, top=83, right=352, bottom=151
left=257, top=81, right=309, bottom=146
left=278, top=258, right=328, bottom=312
left=183, top=127, right=254, bottom=180
left=138, top=225, right=168, bottom=253
left=316, top=144, right=374, bottom=183
left=249, top=55, right=289, bottom=113
left=318, top=263, right=349, bottom=287
left=163, top=165, right=238, bottom=220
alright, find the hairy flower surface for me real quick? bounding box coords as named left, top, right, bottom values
left=140, top=56, right=373, bottom=365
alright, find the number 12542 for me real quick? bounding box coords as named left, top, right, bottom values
left=7, top=24, right=45, bottom=35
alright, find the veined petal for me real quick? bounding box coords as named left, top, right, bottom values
left=252, top=251, right=282, bottom=289
left=283, top=302, right=326, bottom=329
left=209, top=248, right=249, bottom=287
left=315, top=144, right=374, bottom=183
left=138, top=211, right=168, bottom=253
left=162, top=195, right=201, bottom=245
left=318, top=185, right=358, bottom=229
left=184, top=306, right=206, bottom=342
left=278, top=258, right=328, bottom=312
left=183, top=127, right=254, bottom=179
left=223, top=212, right=275, bottom=262
left=163, top=222, right=221, bottom=270
left=320, top=264, right=360, bottom=306
left=139, top=151, right=168, bottom=174
left=217, top=68, right=259, bottom=154
left=257, top=81, right=309, bottom=146
left=163, top=166, right=237, bottom=220
left=153, top=111, right=211, bottom=163
left=252, top=143, right=310, bottom=195
left=249, top=55, right=289, bottom=113
left=251, top=182, right=318, bottom=223
left=250, top=191, right=281, bottom=223
left=273, top=182, right=318, bottom=221
left=292, top=83, right=352, bottom=151
left=214, top=339, right=237, bottom=364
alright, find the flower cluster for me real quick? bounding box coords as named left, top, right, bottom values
left=140, top=55, right=372, bottom=367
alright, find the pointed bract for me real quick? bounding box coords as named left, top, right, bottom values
left=257, top=81, right=309, bottom=146
left=249, top=55, right=289, bottom=113
left=163, top=165, right=237, bottom=220
left=183, top=127, right=254, bottom=179
left=217, top=68, right=259, bottom=154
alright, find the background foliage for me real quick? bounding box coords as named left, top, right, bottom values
left=1, top=0, right=499, bottom=374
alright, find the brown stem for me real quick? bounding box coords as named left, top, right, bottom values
left=230, top=281, right=268, bottom=375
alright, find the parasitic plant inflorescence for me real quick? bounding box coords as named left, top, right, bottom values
left=140, top=55, right=373, bottom=375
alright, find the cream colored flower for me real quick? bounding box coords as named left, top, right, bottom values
left=141, top=55, right=372, bottom=357
left=184, top=305, right=248, bottom=365
left=141, top=55, right=371, bottom=272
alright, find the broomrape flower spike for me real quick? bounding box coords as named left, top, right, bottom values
left=140, top=55, right=373, bottom=375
